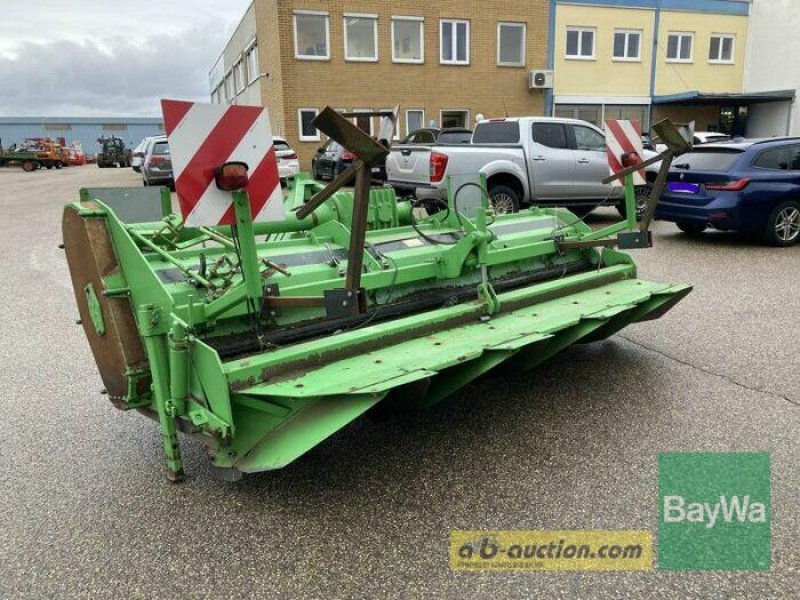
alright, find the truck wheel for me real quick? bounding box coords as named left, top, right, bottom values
left=616, top=185, right=650, bottom=220
left=488, top=185, right=520, bottom=214
left=762, top=200, right=800, bottom=247
left=22, top=160, right=36, bottom=172
left=55, top=161, right=63, bottom=169
left=676, top=221, right=707, bottom=235
left=45, top=163, right=53, bottom=170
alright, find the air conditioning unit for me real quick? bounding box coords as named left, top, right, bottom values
left=529, top=70, right=554, bottom=90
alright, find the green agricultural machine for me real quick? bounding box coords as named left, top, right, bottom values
left=64, top=109, right=691, bottom=481
left=96, top=136, right=131, bottom=168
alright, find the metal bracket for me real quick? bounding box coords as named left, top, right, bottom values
left=477, top=282, right=501, bottom=316
left=618, top=231, right=653, bottom=249
left=84, top=282, right=106, bottom=336
left=187, top=401, right=233, bottom=443
left=324, top=288, right=365, bottom=318
left=137, top=304, right=167, bottom=336
left=262, top=282, right=280, bottom=319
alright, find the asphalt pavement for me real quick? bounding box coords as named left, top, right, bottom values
left=1, top=165, right=797, bottom=598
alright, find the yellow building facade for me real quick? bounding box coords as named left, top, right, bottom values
left=551, top=0, right=751, bottom=134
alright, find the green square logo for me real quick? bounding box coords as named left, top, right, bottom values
left=658, top=452, right=771, bottom=571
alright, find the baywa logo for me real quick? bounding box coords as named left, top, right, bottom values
left=658, top=453, right=771, bottom=571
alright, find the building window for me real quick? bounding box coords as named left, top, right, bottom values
left=406, top=109, right=424, bottom=134
left=566, top=27, right=595, bottom=59
left=666, top=32, right=693, bottom=62
left=233, top=60, right=245, bottom=93
left=353, top=110, right=374, bottom=135
left=344, top=14, right=378, bottom=61
left=298, top=108, right=320, bottom=141
left=392, top=16, right=424, bottom=63
left=294, top=11, right=330, bottom=60
left=379, top=108, right=401, bottom=140
left=554, top=104, right=602, bottom=127
left=246, top=43, right=259, bottom=83
left=44, top=123, right=72, bottom=131
left=605, top=104, right=650, bottom=130
left=224, top=71, right=233, bottom=99
left=613, top=29, right=641, bottom=61
left=440, top=19, right=469, bottom=65
left=102, top=124, right=128, bottom=131
left=497, top=22, right=526, bottom=67
left=440, top=110, right=469, bottom=129
left=709, top=34, right=734, bottom=63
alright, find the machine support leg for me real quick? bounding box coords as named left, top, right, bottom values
left=231, top=189, right=263, bottom=306
left=345, top=162, right=372, bottom=306
left=143, top=328, right=185, bottom=482
left=168, top=319, right=189, bottom=417
left=640, top=153, right=673, bottom=232
left=623, top=172, right=637, bottom=229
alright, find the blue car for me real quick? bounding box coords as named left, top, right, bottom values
left=655, top=138, right=800, bottom=246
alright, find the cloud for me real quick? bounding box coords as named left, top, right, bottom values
left=0, top=20, right=232, bottom=117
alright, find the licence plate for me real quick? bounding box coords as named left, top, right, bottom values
left=371, top=167, right=380, bottom=173
left=668, top=182, right=700, bottom=194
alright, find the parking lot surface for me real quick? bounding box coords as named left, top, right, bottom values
left=2, top=166, right=798, bottom=598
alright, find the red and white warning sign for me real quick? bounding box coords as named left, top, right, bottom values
left=605, top=119, right=646, bottom=186
left=161, top=99, right=284, bottom=226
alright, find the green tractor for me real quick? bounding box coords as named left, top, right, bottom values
left=96, top=136, right=132, bottom=168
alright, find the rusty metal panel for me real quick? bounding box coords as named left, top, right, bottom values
left=62, top=205, right=149, bottom=405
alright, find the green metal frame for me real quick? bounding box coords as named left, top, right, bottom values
left=64, top=170, right=690, bottom=480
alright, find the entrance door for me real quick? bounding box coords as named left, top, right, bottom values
left=719, top=105, right=748, bottom=137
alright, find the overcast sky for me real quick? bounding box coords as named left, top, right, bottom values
left=0, top=0, right=252, bottom=117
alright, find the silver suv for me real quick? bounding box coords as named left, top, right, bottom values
left=142, top=136, right=173, bottom=187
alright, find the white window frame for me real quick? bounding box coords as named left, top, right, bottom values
left=666, top=31, right=694, bottom=63
left=245, top=40, right=260, bottom=84
left=497, top=22, right=526, bottom=67
left=297, top=108, right=320, bottom=142
left=709, top=33, right=735, bottom=64
left=439, top=19, right=470, bottom=65
left=293, top=10, right=330, bottom=61
left=439, top=109, right=470, bottom=129
left=565, top=27, right=596, bottom=60
left=343, top=13, right=379, bottom=62
left=352, top=109, right=374, bottom=135
left=612, top=29, right=642, bottom=62
left=234, top=59, right=245, bottom=93
left=224, top=71, right=234, bottom=100
left=378, top=108, right=401, bottom=141
left=406, top=109, right=425, bottom=136
left=391, top=16, right=424, bottom=64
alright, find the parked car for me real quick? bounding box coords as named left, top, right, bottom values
left=400, top=127, right=473, bottom=145
left=131, top=138, right=150, bottom=173
left=274, top=136, right=300, bottom=182
left=387, top=117, right=634, bottom=216
left=312, top=138, right=388, bottom=183
left=141, top=136, right=173, bottom=187
left=652, top=131, right=730, bottom=154
left=654, top=137, right=800, bottom=246
left=387, top=128, right=472, bottom=196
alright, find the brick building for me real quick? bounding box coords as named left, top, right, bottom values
left=210, top=1, right=550, bottom=168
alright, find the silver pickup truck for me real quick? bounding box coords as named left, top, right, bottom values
left=387, top=116, right=642, bottom=217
